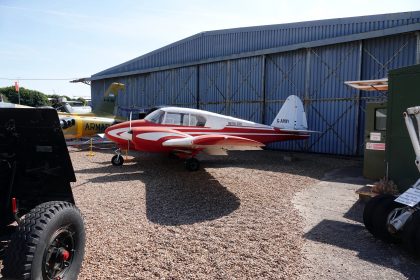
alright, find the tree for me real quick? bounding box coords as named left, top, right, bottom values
left=0, top=87, right=50, bottom=107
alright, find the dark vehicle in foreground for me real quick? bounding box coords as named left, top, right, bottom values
left=0, top=108, right=85, bottom=279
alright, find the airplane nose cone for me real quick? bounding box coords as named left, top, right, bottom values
left=106, top=127, right=132, bottom=141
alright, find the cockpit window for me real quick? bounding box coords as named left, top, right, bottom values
left=163, top=112, right=188, bottom=125
left=145, top=109, right=165, bottom=124
left=147, top=110, right=207, bottom=126
left=190, top=114, right=206, bottom=127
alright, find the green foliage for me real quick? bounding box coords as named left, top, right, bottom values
left=0, top=86, right=50, bottom=107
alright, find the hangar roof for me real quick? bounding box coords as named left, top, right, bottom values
left=91, top=11, right=420, bottom=81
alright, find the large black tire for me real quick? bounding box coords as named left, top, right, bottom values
left=111, top=154, right=124, bottom=166
left=363, top=194, right=393, bottom=235
left=185, top=158, right=200, bottom=171
left=371, top=196, right=402, bottom=243
left=2, top=201, right=85, bottom=280
left=416, top=223, right=420, bottom=257
left=402, top=210, right=420, bottom=257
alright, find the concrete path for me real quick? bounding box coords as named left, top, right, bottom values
left=293, top=166, right=420, bottom=280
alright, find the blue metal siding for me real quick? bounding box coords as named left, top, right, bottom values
left=93, top=12, right=420, bottom=78
left=306, top=43, right=360, bottom=155
left=198, top=61, right=228, bottom=114
left=197, top=57, right=263, bottom=121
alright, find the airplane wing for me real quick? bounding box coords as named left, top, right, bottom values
left=162, top=134, right=264, bottom=155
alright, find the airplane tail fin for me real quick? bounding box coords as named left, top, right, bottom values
left=95, top=83, right=125, bottom=116
left=271, top=95, right=308, bottom=130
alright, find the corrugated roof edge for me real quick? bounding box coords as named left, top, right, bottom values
left=92, top=10, right=420, bottom=79
left=90, top=22, right=420, bottom=81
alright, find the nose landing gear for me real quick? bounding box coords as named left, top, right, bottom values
left=111, top=149, right=124, bottom=166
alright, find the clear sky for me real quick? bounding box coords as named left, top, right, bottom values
left=1, top=0, right=420, bottom=98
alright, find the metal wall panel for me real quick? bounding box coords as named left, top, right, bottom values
left=305, top=42, right=360, bottom=155
left=198, top=61, right=228, bottom=114
left=145, top=67, right=197, bottom=109
left=198, top=57, right=263, bottom=122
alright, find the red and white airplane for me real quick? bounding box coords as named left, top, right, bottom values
left=105, top=95, right=311, bottom=171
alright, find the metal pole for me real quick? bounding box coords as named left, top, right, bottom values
left=416, top=31, right=420, bottom=64
left=261, top=55, right=266, bottom=123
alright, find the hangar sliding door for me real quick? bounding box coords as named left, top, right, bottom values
left=199, top=57, right=264, bottom=123
left=265, top=42, right=361, bottom=155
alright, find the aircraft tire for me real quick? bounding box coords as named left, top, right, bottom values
left=363, top=194, right=393, bottom=235
left=2, top=201, right=85, bottom=279
left=371, top=196, right=402, bottom=243
left=402, top=210, right=420, bottom=257
left=111, top=154, right=124, bottom=166
left=185, top=158, right=200, bottom=171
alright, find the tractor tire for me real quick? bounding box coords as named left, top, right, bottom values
left=111, top=154, right=124, bottom=166
left=363, top=194, right=393, bottom=235
left=416, top=224, right=420, bottom=258
left=185, top=158, right=200, bottom=171
left=402, top=210, right=420, bottom=257
left=371, top=196, right=402, bottom=243
left=2, top=201, right=85, bottom=280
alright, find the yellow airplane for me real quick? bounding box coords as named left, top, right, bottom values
left=59, top=83, right=125, bottom=139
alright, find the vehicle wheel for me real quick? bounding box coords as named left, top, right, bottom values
left=402, top=210, right=420, bottom=257
left=2, top=201, right=86, bottom=280
left=415, top=223, right=420, bottom=258
left=111, top=154, right=124, bottom=166
left=371, top=196, right=402, bottom=243
left=185, top=158, right=200, bottom=171
left=363, top=194, right=393, bottom=235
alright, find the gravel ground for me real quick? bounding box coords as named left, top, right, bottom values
left=67, top=150, right=351, bottom=279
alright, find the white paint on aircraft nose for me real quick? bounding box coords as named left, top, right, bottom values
left=136, top=132, right=183, bottom=141
left=107, top=127, right=132, bottom=141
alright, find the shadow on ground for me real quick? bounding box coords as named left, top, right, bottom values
left=304, top=219, right=420, bottom=279
left=74, top=155, right=240, bottom=226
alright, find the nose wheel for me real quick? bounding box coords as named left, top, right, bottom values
left=185, top=158, right=200, bottom=171
left=111, top=149, right=124, bottom=166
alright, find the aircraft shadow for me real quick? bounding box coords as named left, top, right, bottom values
left=74, top=156, right=240, bottom=226
left=75, top=149, right=363, bottom=184
left=304, top=219, right=420, bottom=278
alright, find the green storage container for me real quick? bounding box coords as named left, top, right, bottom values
left=387, top=64, right=420, bottom=191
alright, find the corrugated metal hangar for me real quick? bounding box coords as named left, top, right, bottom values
left=88, top=11, right=420, bottom=156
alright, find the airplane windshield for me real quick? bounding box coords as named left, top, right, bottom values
left=145, top=109, right=165, bottom=124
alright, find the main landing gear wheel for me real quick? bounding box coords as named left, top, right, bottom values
left=371, top=196, right=402, bottom=243
left=111, top=154, right=124, bottom=166
left=185, top=158, right=200, bottom=171
left=402, top=211, right=420, bottom=257
left=1, top=201, right=86, bottom=280
left=363, top=194, right=394, bottom=235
